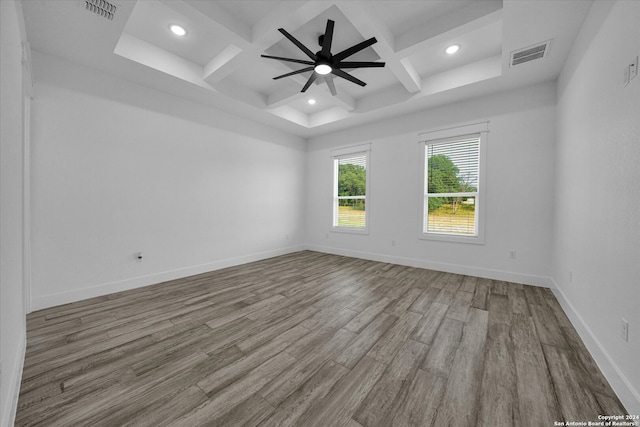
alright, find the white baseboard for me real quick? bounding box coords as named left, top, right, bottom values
left=551, top=280, right=640, bottom=415
left=305, top=244, right=553, bottom=287
left=31, top=245, right=305, bottom=311
left=1, top=333, right=26, bottom=427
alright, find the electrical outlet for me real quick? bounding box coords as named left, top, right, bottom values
left=509, top=250, right=517, bottom=259
left=391, top=240, right=396, bottom=246
left=621, top=318, right=629, bottom=342
left=569, top=271, right=573, bottom=283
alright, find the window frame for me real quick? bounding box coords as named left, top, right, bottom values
left=331, top=143, right=371, bottom=235
left=418, top=123, right=488, bottom=244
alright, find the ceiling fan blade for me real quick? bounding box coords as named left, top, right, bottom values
left=278, top=28, right=317, bottom=61
left=333, top=37, right=378, bottom=62
left=331, top=69, right=366, bottom=87
left=335, top=61, right=386, bottom=69
left=261, top=55, right=315, bottom=66
left=301, top=73, right=318, bottom=92
left=273, top=67, right=314, bottom=80
left=321, top=19, right=335, bottom=58
left=325, top=75, right=337, bottom=96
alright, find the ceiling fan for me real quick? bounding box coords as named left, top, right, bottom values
left=261, top=19, right=385, bottom=96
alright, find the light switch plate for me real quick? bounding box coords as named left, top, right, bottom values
left=621, top=318, right=629, bottom=342
left=630, top=56, right=638, bottom=80
left=624, top=65, right=630, bottom=86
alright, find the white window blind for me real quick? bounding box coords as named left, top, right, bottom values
left=424, top=134, right=480, bottom=236
left=333, top=152, right=368, bottom=230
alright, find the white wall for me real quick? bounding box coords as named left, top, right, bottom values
left=553, top=0, right=640, bottom=414
left=29, top=52, right=307, bottom=309
left=306, top=82, right=557, bottom=287
left=0, top=1, right=28, bottom=426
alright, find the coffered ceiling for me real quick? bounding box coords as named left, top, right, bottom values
left=21, top=0, right=592, bottom=138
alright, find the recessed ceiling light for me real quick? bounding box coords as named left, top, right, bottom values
left=445, top=44, right=460, bottom=55
left=170, top=25, right=186, bottom=36
left=307, top=98, right=317, bottom=105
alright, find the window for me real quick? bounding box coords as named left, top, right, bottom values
left=332, top=144, right=370, bottom=233
left=420, top=123, right=487, bottom=243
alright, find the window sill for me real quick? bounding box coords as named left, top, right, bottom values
left=419, top=232, right=485, bottom=245
left=332, top=227, right=369, bottom=235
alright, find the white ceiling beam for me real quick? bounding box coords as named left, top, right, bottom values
left=393, top=57, right=421, bottom=94
left=336, top=2, right=421, bottom=94
left=114, top=33, right=214, bottom=91
left=164, top=1, right=257, bottom=87
left=202, top=44, right=242, bottom=83
left=389, top=59, right=422, bottom=93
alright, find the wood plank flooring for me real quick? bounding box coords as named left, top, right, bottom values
left=16, top=251, right=626, bottom=426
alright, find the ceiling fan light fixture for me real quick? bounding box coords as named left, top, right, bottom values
left=262, top=19, right=385, bottom=95
left=314, top=63, right=332, bottom=75
left=170, top=24, right=186, bottom=36
left=445, top=44, right=460, bottom=55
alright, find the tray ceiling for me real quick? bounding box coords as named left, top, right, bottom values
left=21, top=0, right=592, bottom=138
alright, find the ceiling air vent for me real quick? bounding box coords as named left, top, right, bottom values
left=83, top=0, right=117, bottom=21
left=510, top=40, right=553, bottom=67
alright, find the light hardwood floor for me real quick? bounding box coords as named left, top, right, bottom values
left=16, top=251, right=626, bottom=426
